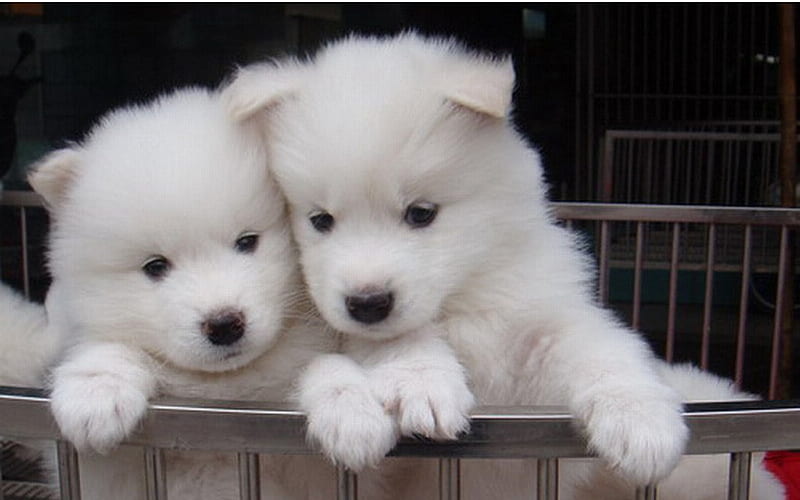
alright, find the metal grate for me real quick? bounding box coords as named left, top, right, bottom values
left=575, top=4, right=782, bottom=200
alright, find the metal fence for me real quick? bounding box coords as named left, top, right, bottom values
left=575, top=4, right=782, bottom=201
left=597, top=130, right=791, bottom=206
left=2, top=387, right=800, bottom=500
left=1, top=192, right=799, bottom=499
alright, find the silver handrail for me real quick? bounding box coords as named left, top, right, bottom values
left=2, top=387, right=799, bottom=457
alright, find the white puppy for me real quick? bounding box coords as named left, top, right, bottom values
left=31, top=87, right=336, bottom=499
left=224, top=59, right=476, bottom=473
left=224, top=32, right=687, bottom=488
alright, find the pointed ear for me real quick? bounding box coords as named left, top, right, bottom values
left=221, top=59, right=308, bottom=122
left=28, top=147, right=83, bottom=211
left=442, top=55, right=515, bottom=119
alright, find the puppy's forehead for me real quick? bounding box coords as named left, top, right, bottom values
left=272, top=38, right=512, bottom=212
left=63, top=99, right=281, bottom=248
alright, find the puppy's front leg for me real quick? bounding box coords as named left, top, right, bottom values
left=297, top=353, right=398, bottom=471
left=538, top=307, right=688, bottom=486
left=365, top=331, right=475, bottom=441
left=50, top=341, right=156, bottom=454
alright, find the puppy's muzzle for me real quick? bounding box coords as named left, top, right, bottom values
left=345, top=292, right=394, bottom=324
left=202, top=310, right=246, bottom=346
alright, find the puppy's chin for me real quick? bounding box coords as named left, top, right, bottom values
left=162, top=350, right=246, bottom=373
left=163, top=338, right=276, bottom=374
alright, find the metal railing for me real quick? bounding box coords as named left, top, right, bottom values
left=1, top=387, right=800, bottom=500
left=556, top=202, right=798, bottom=397
left=1, top=193, right=798, bottom=499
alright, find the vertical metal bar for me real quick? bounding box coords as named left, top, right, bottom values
left=635, top=485, right=658, bottom=500
left=599, top=220, right=611, bottom=305
left=735, top=4, right=743, bottom=120
left=548, top=459, right=558, bottom=500
left=748, top=3, right=756, bottom=119
left=744, top=138, right=754, bottom=206
left=1, top=452, right=5, bottom=500
left=701, top=224, right=716, bottom=369
left=728, top=139, right=738, bottom=206
left=144, top=447, right=167, bottom=500
left=336, top=465, right=357, bottom=500
left=681, top=3, right=689, bottom=121
left=575, top=5, right=584, bottom=200
left=735, top=225, right=753, bottom=388
left=728, top=452, right=752, bottom=500
left=655, top=5, right=662, bottom=118
left=438, top=458, right=460, bottom=500
left=666, top=222, right=680, bottom=362
left=708, top=4, right=715, bottom=119
left=645, top=137, right=654, bottom=203
left=586, top=4, right=596, bottom=201
left=536, top=459, right=558, bottom=500
left=624, top=137, right=634, bottom=201
left=705, top=140, right=715, bottom=204
left=20, top=206, right=30, bottom=299
left=664, top=139, right=673, bottom=204
left=625, top=139, right=634, bottom=202
left=616, top=5, right=623, bottom=121
left=633, top=221, right=645, bottom=330
left=57, top=440, right=82, bottom=500
left=776, top=2, right=797, bottom=403
left=601, top=133, right=616, bottom=201
left=668, top=5, right=676, bottom=122
left=629, top=4, right=636, bottom=123
left=763, top=4, right=773, bottom=119
left=695, top=4, right=702, bottom=121
left=641, top=5, right=648, bottom=120
left=769, top=225, right=790, bottom=399
left=238, top=453, right=260, bottom=500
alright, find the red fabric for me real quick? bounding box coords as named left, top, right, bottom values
left=765, top=451, right=800, bottom=499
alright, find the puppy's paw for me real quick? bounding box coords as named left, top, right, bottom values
left=583, top=394, right=688, bottom=485
left=393, top=376, right=475, bottom=440
left=51, top=371, right=149, bottom=454
left=299, top=354, right=399, bottom=471
left=306, top=384, right=398, bottom=471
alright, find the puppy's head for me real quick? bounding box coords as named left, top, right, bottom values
left=31, top=88, right=297, bottom=372
left=224, top=33, right=547, bottom=340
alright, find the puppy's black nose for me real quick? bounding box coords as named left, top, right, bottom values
left=202, top=310, right=246, bottom=346
left=345, top=292, right=394, bottom=324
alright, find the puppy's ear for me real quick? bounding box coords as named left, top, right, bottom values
left=443, top=55, right=515, bottom=119
left=222, top=59, right=308, bottom=122
left=28, top=147, right=83, bottom=211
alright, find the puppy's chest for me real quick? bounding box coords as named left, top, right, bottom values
left=444, top=315, right=555, bottom=405
left=156, top=369, right=290, bottom=403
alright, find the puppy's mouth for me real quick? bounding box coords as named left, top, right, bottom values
left=219, top=349, right=243, bottom=360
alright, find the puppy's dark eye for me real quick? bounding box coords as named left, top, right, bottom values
left=309, top=211, right=335, bottom=233
left=235, top=232, right=259, bottom=254
left=142, top=256, right=170, bottom=280
left=404, top=202, right=438, bottom=228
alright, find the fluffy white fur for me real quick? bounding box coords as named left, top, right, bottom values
left=224, top=32, right=688, bottom=487
left=0, top=282, right=52, bottom=387
left=297, top=327, right=474, bottom=470
left=31, top=87, right=337, bottom=499
left=556, top=362, right=785, bottom=499
left=0, top=282, right=58, bottom=477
